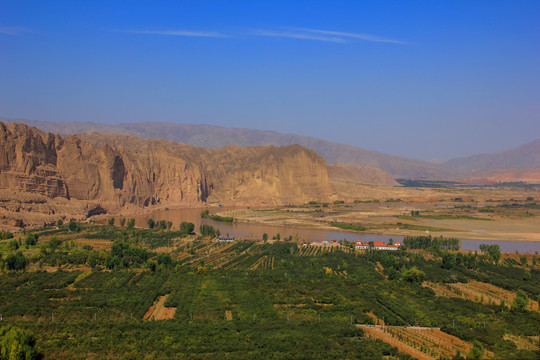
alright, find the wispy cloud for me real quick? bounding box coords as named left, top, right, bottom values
left=110, top=27, right=406, bottom=45
left=0, top=26, right=29, bottom=35
left=252, top=30, right=347, bottom=43
left=111, top=29, right=230, bottom=38
left=294, top=28, right=407, bottom=45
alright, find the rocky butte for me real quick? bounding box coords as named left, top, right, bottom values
left=0, top=122, right=336, bottom=229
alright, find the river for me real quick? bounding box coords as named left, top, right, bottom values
left=108, top=207, right=540, bottom=254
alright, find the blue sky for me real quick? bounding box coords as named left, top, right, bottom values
left=0, top=1, right=539, bottom=160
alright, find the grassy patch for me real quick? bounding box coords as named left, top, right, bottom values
left=330, top=223, right=366, bottom=231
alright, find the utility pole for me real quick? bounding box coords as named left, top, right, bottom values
left=253, top=313, right=256, bottom=321
left=350, top=315, right=353, bottom=325
left=318, top=313, right=320, bottom=322
left=52, top=313, right=54, bottom=322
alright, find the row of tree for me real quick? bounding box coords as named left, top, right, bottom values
left=403, top=235, right=461, bottom=251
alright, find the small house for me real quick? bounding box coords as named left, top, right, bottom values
left=216, top=236, right=235, bottom=242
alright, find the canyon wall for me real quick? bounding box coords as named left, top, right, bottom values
left=0, top=122, right=336, bottom=227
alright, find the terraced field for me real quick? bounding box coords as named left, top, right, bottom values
left=424, top=281, right=539, bottom=310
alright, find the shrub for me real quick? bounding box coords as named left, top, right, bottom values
left=25, top=234, right=38, bottom=247
left=402, top=266, right=425, bottom=283
left=6, top=251, right=27, bottom=271
left=68, top=221, right=81, bottom=232
left=180, top=222, right=195, bottom=235
left=0, top=325, right=38, bottom=359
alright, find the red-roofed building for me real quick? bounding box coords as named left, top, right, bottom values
left=355, top=240, right=402, bottom=251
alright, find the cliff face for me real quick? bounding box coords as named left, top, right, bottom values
left=327, top=162, right=399, bottom=186
left=76, top=133, right=336, bottom=207
left=0, top=122, right=336, bottom=225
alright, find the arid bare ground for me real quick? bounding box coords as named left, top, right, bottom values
left=223, top=185, right=540, bottom=242
left=143, top=295, right=176, bottom=321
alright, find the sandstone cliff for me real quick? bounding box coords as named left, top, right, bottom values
left=327, top=162, right=399, bottom=187
left=0, top=122, right=336, bottom=228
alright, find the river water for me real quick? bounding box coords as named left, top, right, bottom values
left=110, top=207, right=540, bottom=254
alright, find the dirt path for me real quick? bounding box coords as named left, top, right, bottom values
left=143, top=295, right=176, bottom=321
left=127, top=270, right=143, bottom=286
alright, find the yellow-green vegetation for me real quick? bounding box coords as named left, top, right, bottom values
left=0, top=224, right=538, bottom=359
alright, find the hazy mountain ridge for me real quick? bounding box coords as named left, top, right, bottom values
left=5, top=118, right=539, bottom=182
left=6, top=118, right=454, bottom=179
left=443, top=139, right=540, bottom=172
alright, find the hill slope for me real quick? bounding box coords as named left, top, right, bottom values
left=6, top=118, right=453, bottom=179
left=0, top=122, right=337, bottom=228
left=443, top=139, right=540, bottom=172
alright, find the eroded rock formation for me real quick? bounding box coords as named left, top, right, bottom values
left=0, top=122, right=336, bottom=228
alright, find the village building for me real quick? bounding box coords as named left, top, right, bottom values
left=355, top=240, right=402, bottom=251
left=216, top=236, right=235, bottom=242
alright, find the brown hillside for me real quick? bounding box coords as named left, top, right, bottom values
left=327, top=162, right=399, bottom=186
left=0, top=122, right=336, bottom=228
left=455, top=167, right=540, bottom=184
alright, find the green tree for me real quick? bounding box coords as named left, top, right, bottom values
left=167, top=221, right=173, bottom=230
left=88, top=252, right=99, bottom=268
left=441, top=252, right=455, bottom=269
left=5, top=251, right=26, bottom=271
left=0, top=325, right=39, bottom=360
left=49, top=236, right=62, bottom=251
left=105, top=255, right=121, bottom=270
left=488, top=245, right=501, bottom=265
left=68, top=221, right=81, bottom=232
left=56, top=219, right=63, bottom=228
left=200, top=224, right=217, bottom=237
left=145, top=260, right=157, bottom=272
left=157, top=253, right=172, bottom=266
left=467, top=340, right=484, bottom=359
left=480, top=244, right=501, bottom=265
left=262, top=233, right=268, bottom=242
left=9, top=239, right=19, bottom=250
left=0, top=231, right=14, bottom=240
left=180, top=222, right=195, bottom=235
left=24, top=234, right=38, bottom=247
left=147, top=218, right=155, bottom=229
left=157, top=220, right=167, bottom=230
left=402, top=266, right=425, bottom=283
left=127, top=218, right=135, bottom=229
left=512, top=289, right=528, bottom=311
left=119, top=218, right=126, bottom=227
left=108, top=217, right=115, bottom=227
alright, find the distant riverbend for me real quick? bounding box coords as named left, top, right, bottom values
left=98, top=207, right=540, bottom=254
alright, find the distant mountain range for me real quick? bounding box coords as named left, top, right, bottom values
left=0, top=118, right=452, bottom=179
left=2, top=118, right=539, bottom=181
left=442, top=139, right=540, bottom=172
